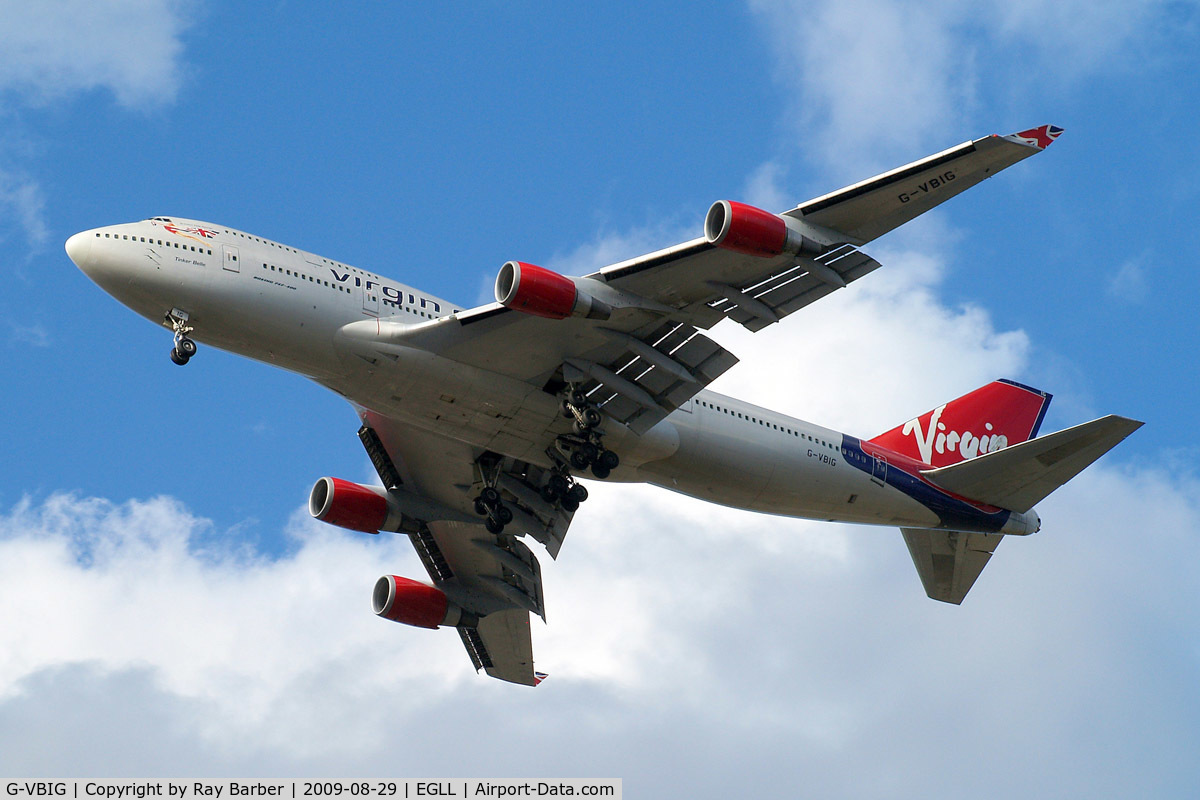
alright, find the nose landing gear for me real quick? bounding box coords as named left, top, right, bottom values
left=166, top=309, right=197, bottom=366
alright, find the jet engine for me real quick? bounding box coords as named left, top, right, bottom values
left=373, top=575, right=474, bottom=629
left=309, top=476, right=401, bottom=533
left=704, top=200, right=822, bottom=257
left=494, top=261, right=611, bottom=320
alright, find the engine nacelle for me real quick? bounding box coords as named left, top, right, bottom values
left=704, top=200, right=821, bottom=258
left=372, top=575, right=473, bottom=629
left=309, top=477, right=401, bottom=533
left=494, top=261, right=610, bottom=320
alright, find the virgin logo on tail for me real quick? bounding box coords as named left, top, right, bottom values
left=900, top=404, right=1009, bottom=465
left=868, top=380, right=1051, bottom=468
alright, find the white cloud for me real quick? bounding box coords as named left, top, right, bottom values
left=749, top=0, right=975, bottom=177
left=0, top=167, right=48, bottom=250
left=1107, top=253, right=1150, bottom=303
left=8, top=321, right=50, bottom=347
left=0, top=0, right=193, bottom=108
left=547, top=217, right=697, bottom=276
left=748, top=0, right=1195, bottom=179
left=742, top=160, right=790, bottom=211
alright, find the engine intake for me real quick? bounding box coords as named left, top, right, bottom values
left=373, top=575, right=473, bottom=628
left=495, top=261, right=610, bottom=320
left=704, top=200, right=821, bottom=258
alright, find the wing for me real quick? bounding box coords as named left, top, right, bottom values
left=342, top=126, right=1060, bottom=434
left=359, top=411, right=578, bottom=686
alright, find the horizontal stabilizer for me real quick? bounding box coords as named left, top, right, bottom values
left=921, top=415, right=1143, bottom=512
left=901, top=528, right=1002, bottom=605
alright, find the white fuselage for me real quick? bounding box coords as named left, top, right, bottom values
left=68, top=218, right=1032, bottom=534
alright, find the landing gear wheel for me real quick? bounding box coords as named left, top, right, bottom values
left=496, top=505, right=513, bottom=525
left=580, top=442, right=599, bottom=463
left=485, top=516, right=504, bottom=534
left=176, top=337, right=197, bottom=358
left=560, top=400, right=575, bottom=418
left=561, top=495, right=580, bottom=513
left=568, top=483, right=588, bottom=503
left=591, top=462, right=611, bottom=480
left=598, top=449, right=620, bottom=471
left=572, top=419, right=591, bottom=437
left=479, top=487, right=501, bottom=508
left=570, top=390, right=587, bottom=407
left=541, top=472, right=568, bottom=503
left=170, top=349, right=189, bottom=366
left=582, top=407, right=602, bottom=427
left=569, top=451, right=590, bottom=470
left=474, top=498, right=490, bottom=516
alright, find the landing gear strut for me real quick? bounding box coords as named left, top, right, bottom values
left=472, top=460, right=517, bottom=534
left=166, top=309, right=197, bottom=366
left=557, top=387, right=620, bottom=479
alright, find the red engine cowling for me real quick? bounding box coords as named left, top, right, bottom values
left=373, top=575, right=468, bottom=629
left=494, top=261, right=610, bottom=320
left=309, top=477, right=392, bottom=533
left=704, top=200, right=820, bottom=257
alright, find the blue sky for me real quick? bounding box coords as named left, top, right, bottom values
left=2, top=1, right=1199, bottom=794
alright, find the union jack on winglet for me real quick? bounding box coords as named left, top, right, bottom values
left=1007, top=124, right=1065, bottom=150
left=534, top=671, right=548, bottom=686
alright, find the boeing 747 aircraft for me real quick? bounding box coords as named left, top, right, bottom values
left=68, top=125, right=1140, bottom=685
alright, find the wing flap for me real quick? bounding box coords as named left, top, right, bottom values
left=572, top=319, right=739, bottom=434
left=477, top=609, right=538, bottom=685
left=921, top=415, right=1143, bottom=512
left=709, top=244, right=883, bottom=332
left=901, top=528, right=1003, bottom=605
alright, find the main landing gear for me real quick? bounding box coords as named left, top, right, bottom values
left=558, top=387, right=620, bottom=480
left=166, top=309, right=197, bottom=366
left=472, top=454, right=591, bottom=535
left=474, top=485, right=515, bottom=534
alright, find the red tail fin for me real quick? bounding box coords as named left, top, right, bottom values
left=868, top=379, right=1051, bottom=467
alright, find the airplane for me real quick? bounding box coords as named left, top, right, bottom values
left=66, top=124, right=1141, bottom=686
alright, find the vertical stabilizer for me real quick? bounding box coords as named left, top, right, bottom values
left=868, top=379, right=1051, bottom=467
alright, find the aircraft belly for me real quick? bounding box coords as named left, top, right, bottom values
left=190, top=277, right=346, bottom=379
left=638, top=407, right=773, bottom=508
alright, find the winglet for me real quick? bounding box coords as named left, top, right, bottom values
left=534, top=671, right=548, bottom=686
left=1004, top=124, right=1065, bottom=150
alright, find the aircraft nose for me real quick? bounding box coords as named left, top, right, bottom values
left=65, top=230, right=94, bottom=274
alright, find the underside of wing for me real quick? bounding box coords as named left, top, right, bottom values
left=789, top=125, right=1064, bottom=244
left=358, top=411, right=585, bottom=685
